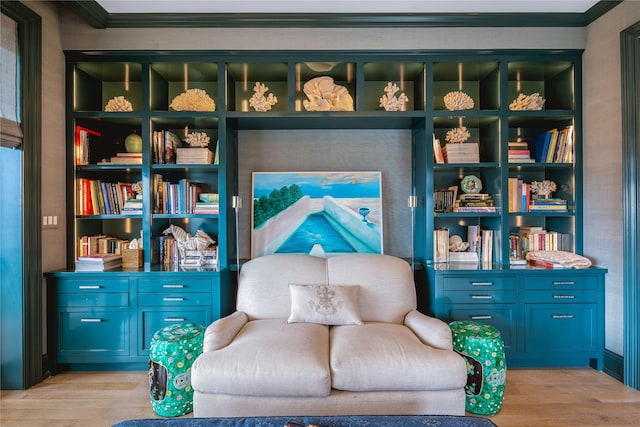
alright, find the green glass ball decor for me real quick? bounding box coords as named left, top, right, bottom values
left=125, top=132, right=143, bottom=153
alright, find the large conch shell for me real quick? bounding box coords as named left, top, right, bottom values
left=302, top=76, right=354, bottom=111
left=104, top=95, right=133, bottom=112
left=170, top=88, right=216, bottom=111
left=444, top=91, right=474, bottom=110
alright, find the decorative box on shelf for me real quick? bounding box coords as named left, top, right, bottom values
left=176, top=147, right=213, bottom=164
left=443, top=143, right=480, bottom=163
left=122, top=248, right=143, bottom=269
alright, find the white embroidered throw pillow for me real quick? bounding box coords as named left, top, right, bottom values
left=288, top=284, right=363, bottom=325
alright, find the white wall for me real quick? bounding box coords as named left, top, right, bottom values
left=583, top=2, right=640, bottom=356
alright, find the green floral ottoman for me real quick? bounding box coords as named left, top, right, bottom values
left=449, top=320, right=506, bottom=416
left=148, top=323, right=205, bottom=417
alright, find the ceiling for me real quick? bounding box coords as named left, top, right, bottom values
left=95, top=1, right=601, bottom=14
left=62, top=0, right=621, bottom=28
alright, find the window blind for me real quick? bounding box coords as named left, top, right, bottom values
left=1, top=13, right=22, bottom=149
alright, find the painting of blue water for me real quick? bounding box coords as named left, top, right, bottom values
left=276, top=213, right=356, bottom=253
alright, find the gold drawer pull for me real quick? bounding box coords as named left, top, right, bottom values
left=471, top=295, right=493, bottom=299
left=553, top=281, right=575, bottom=285
left=471, top=282, right=494, bottom=286
left=80, top=318, right=104, bottom=323
left=471, top=315, right=493, bottom=320
left=164, top=317, right=186, bottom=322
left=553, top=295, right=575, bottom=299
left=163, top=297, right=185, bottom=302
left=552, top=314, right=575, bottom=319
left=78, top=285, right=101, bottom=289
left=163, top=284, right=185, bottom=289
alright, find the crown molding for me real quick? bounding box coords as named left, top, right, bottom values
left=62, top=1, right=623, bottom=29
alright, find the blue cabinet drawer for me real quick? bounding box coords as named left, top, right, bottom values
left=524, top=276, right=597, bottom=290
left=57, top=278, right=129, bottom=293
left=137, top=278, right=213, bottom=293
left=138, top=292, right=211, bottom=306
left=442, top=276, right=516, bottom=290
left=524, top=304, right=597, bottom=352
left=57, top=309, right=129, bottom=358
left=139, top=309, right=210, bottom=354
left=443, top=290, right=517, bottom=304
left=444, top=305, right=516, bottom=351
left=525, top=289, right=597, bottom=304
left=58, top=292, right=128, bottom=307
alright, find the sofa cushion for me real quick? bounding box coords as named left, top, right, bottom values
left=192, top=319, right=331, bottom=397
left=288, top=284, right=363, bottom=326
left=326, top=254, right=416, bottom=324
left=330, top=323, right=467, bottom=392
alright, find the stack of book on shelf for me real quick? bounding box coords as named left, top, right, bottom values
left=154, top=175, right=203, bottom=214
left=528, top=198, right=568, bottom=213
left=77, top=234, right=132, bottom=257
left=508, top=178, right=531, bottom=212
left=454, top=193, right=496, bottom=213
left=180, top=246, right=218, bottom=267
left=193, top=193, right=220, bottom=215
left=508, top=141, right=534, bottom=163
left=433, top=136, right=445, bottom=164
left=449, top=251, right=479, bottom=263
left=532, top=125, right=575, bottom=163
left=176, top=147, right=213, bottom=164
left=76, top=179, right=136, bottom=215
left=433, top=187, right=457, bottom=213
left=75, top=125, right=101, bottom=165
left=157, top=235, right=179, bottom=265
left=98, top=152, right=142, bottom=165
left=75, top=253, right=123, bottom=271
left=121, top=197, right=143, bottom=215
left=443, top=143, right=479, bottom=163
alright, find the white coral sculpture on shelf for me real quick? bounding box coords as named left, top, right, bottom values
left=302, top=76, right=354, bottom=111
left=530, top=180, right=557, bottom=198
left=379, top=82, right=408, bottom=112
left=185, top=131, right=210, bottom=147
left=249, top=82, right=278, bottom=112
left=163, top=224, right=215, bottom=259
left=445, top=126, right=471, bottom=144
left=444, top=90, right=474, bottom=111
left=170, top=88, right=216, bottom=111
left=509, top=92, right=546, bottom=111
left=104, top=95, right=133, bottom=112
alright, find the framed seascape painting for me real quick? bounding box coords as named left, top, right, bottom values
left=251, top=171, right=383, bottom=258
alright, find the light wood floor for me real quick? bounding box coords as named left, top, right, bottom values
left=1, top=368, right=640, bottom=427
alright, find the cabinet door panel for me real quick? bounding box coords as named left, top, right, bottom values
left=446, top=306, right=516, bottom=352
left=525, top=304, right=597, bottom=352
left=58, top=309, right=129, bottom=356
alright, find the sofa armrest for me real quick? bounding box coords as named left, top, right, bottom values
left=404, top=310, right=453, bottom=351
left=202, top=311, right=248, bottom=352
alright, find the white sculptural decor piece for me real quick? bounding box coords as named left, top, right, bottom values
left=170, top=88, right=216, bottom=111
left=445, top=126, right=471, bottom=144
left=530, top=180, right=557, bottom=198
left=443, top=91, right=474, bottom=111
left=509, top=92, right=546, bottom=111
left=163, top=224, right=216, bottom=264
left=185, top=131, right=210, bottom=147
left=249, top=82, right=278, bottom=112
left=104, top=95, right=133, bottom=112
left=302, top=76, right=354, bottom=111
left=448, top=235, right=470, bottom=252
left=379, top=82, right=409, bottom=111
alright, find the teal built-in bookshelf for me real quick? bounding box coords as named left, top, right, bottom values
left=46, top=49, right=605, bottom=371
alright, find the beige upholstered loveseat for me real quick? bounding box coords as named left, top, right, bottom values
left=191, top=253, right=467, bottom=417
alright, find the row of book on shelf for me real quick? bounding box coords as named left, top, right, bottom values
left=76, top=233, right=135, bottom=271
left=432, top=125, right=575, bottom=165
left=508, top=178, right=568, bottom=213
left=434, top=187, right=496, bottom=213
left=153, top=175, right=219, bottom=214
left=76, top=178, right=141, bottom=215
left=434, top=225, right=493, bottom=264
left=433, top=225, right=569, bottom=268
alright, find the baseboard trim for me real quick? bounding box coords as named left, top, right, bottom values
left=603, top=349, right=624, bottom=382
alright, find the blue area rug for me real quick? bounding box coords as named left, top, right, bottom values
left=112, top=415, right=497, bottom=427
